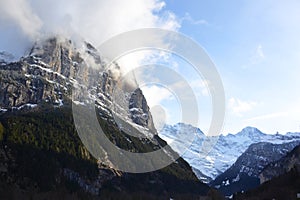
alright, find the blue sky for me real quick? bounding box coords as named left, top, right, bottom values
left=141, top=0, right=300, bottom=134
left=0, top=0, right=299, bottom=135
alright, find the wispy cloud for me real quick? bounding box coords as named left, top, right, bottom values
left=251, top=44, right=265, bottom=64
left=256, top=44, right=265, bottom=59
left=242, top=44, right=266, bottom=69
left=244, top=101, right=300, bottom=124
left=0, top=0, right=42, bottom=39
left=182, top=12, right=208, bottom=25
left=245, top=112, right=288, bottom=122
left=228, top=97, right=257, bottom=116
left=141, top=85, right=176, bottom=128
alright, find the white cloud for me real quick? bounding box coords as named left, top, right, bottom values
left=117, top=50, right=175, bottom=75
left=182, top=12, right=208, bottom=25
left=141, top=85, right=178, bottom=128
left=140, top=85, right=173, bottom=107
left=0, top=0, right=42, bottom=39
left=0, top=0, right=180, bottom=57
left=228, top=97, right=257, bottom=116
left=150, top=105, right=168, bottom=131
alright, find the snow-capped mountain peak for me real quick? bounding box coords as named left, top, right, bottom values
left=237, top=126, right=264, bottom=136
left=225, top=126, right=266, bottom=142
left=159, top=123, right=300, bottom=183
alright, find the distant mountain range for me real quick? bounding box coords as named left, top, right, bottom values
left=160, top=123, right=300, bottom=184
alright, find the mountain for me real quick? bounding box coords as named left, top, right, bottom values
left=0, top=37, right=82, bottom=109
left=0, top=37, right=222, bottom=199
left=259, top=144, right=300, bottom=183
left=234, top=144, right=300, bottom=200
left=210, top=141, right=300, bottom=197
left=160, top=123, right=300, bottom=183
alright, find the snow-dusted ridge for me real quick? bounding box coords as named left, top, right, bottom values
left=159, top=123, right=300, bottom=183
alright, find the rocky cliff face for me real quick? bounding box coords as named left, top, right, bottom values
left=129, top=88, right=156, bottom=134
left=0, top=37, right=156, bottom=135
left=0, top=38, right=81, bottom=108
left=234, top=144, right=300, bottom=200
left=259, top=144, right=300, bottom=183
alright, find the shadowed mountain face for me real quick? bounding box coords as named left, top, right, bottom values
left=0, top=37, right=222, bottom=199
left=234, top=145, right=300, bottom=200
left=129, top=88, right=156, bottom=134
left=259, top=144, right=300, bottom=183
left=210, top=141, right=300, bottom=197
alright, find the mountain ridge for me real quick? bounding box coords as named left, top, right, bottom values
left=159, top=123, right=300, bottom=183
left=234, top=144, right=300, bottom=200
left=259, top=144, right=300, bottom=183
left=210, top=141, right=300, bottom=196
